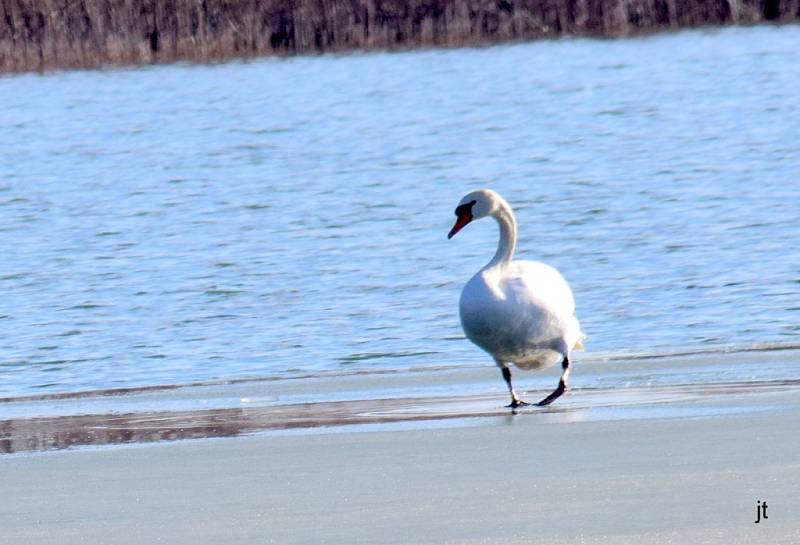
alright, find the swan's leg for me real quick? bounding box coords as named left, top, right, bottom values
left=537, top=355, right=570, bottom=407
left=501, top=366, right=530, bottom=408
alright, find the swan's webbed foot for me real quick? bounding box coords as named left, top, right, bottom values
left=506, top=398, right=531, bottom=409
left=537, top=356, right=571, bottom=407
left=536, top=382, right=566, bottom=406
left=501, top=367, right=530, bottom=410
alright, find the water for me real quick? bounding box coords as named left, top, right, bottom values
left=1, top=25, right=799, bottom=398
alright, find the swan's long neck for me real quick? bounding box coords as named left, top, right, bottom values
left=486, top=200, right=517, bottom=270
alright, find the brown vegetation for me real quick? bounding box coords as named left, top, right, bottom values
left=1, top=0, right=798, bottom=72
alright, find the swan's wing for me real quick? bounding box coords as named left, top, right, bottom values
left=503, top=260, right=584, bottom=351
left=504, top=260, right=575, bottom=316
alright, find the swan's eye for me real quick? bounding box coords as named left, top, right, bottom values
left=454, top=200, right=477, bottom=217
left=448, top=200, right=477, bottom=239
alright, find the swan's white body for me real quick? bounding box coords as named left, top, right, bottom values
left=460, top=260, right=582, bottom=370
left=449, top=189, right=583, bottom=407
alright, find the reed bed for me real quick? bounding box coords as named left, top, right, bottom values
left=1, top=0, right=798, bottom=72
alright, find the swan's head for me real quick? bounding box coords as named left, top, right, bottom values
left=447, top=189, right=500, bottom=239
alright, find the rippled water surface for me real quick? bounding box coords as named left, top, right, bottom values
left=1, top=25, right=799, bottom=396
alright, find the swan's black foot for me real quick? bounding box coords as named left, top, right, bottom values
left=537, top=383, right=567, bottom=407
left=507, top=399, right=531, bottom=409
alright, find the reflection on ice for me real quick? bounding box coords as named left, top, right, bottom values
left=2, top=376, right=796, bottom=455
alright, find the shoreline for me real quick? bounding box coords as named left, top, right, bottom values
left=3, top=339, right=799, bottom=404
left=3, top=347, right=800, bottom=455
left=2, top=378, right=794, bottom=455
left=1, top=0, right=798, bottom=74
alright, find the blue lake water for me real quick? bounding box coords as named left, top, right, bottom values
left=1, top=24, right=799, bottom=397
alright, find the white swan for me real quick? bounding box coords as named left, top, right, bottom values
left=448, top=189, right=583, bottom=408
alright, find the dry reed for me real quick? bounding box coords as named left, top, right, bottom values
left=1, top=0, right=798, bottom=72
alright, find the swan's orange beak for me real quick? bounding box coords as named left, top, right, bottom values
left=448, top=214, right=472, bottom=239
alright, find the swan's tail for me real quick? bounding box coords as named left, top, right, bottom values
left=571, top=316, right=586, bottom=351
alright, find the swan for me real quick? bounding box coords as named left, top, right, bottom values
left=448, top=189, right=583, bottom=408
